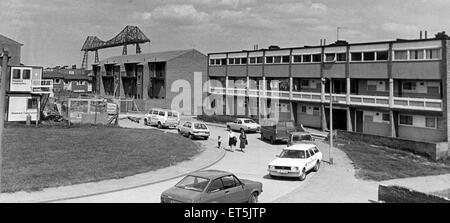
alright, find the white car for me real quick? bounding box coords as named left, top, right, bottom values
left=226, top=118, right=260, bottom=133
left=268, top=144, right=322, bottom=181
left=143, top=108, right=180, bottom=129
left=177, top=121, right=210, bottom=140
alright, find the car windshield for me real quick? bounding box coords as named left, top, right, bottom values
left=279, top=150, right=306, bottom=159
left=194, top=123, right=207, bottom=129
left=175, top=175, right=210, bottom=192
left=244, top=120, right=255, bottom=123
left=292, top=135, right=312, bottom=141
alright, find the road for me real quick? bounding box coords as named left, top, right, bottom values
left=58, top=119, right=325, bottom=203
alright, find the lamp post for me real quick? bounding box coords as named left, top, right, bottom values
left=322, top=77, right=334, bottom=165
left=0, top=49, right=10, bottom=194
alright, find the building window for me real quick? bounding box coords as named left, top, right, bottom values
left=351, top=52, right=362, bottom=61
left=313, top=107, right=320, bottom=116
left=376, top=51, right=389, bottom=61
left=302, top=55, right=312, bottom=63
left=336, top=53, right=347, bottom=62
left=410, top=49, right=424, bottom=60
left=394, top=50, right=408, bottom=60
left=12, top=69, right=21, bottom=79
left=399, top=115, right=413, bottom=125
left=241, top=58, right=247, bottom=64
left=228, top=58, right=235, bottom=65
left=425, top=117, right=437, bottom=128
left=221, top=58, right=227, bottom=65
left=363, top=52, right=375, bottom=61
left=27, top=98, right=38, bottom=109
left=274, top=56, right=282, bottom=63
left=210, top=59, right=215, bottom=65
left=249, top=57, right=256, bottom=64
left=402, top=82, right=416, bottom=91
left=426, top=49, right=441, bottom=59
left=215, top=59, right=222, bottom=65
left=382, top=113, right=390, bottom=122
left=282, top=56, right=290, bottom=63
left=22, top=70, right=31, bottom=79
left=301, top=106, right=307, bottom=113
left=367, top=84, right=377, bottom=91
left=325, top=53, right=335, bottom=62
left=266, top=57, right=273, bottom=64
left=301, top=80, right=309, bottom=87
left=256, top=57, right=263, bottom=63
left=312, top=54, right=321, bottom=62
left=293, top=55, right=302, bottom=63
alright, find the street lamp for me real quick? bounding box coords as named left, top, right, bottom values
left=322, top=77, right=334, bottom=164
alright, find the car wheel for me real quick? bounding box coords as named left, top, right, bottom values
left=189, top=133, right=194, bottom=140
left=270, top=137, right=275, bottom=144
left=144, top=119, right=148, bottom=125
left=158, top=122, right=162, bottom=129
left=314, top=161, right=320, bottom=172
left=248, top=192, right=259, bottom=203
left=299, top=168, right=306, bottom=181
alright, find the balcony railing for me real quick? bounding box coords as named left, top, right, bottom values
left=393, top=97, right=442, bottom=111
left=207, top=87, right=443, bottom=111
left=31, top=79, right=53, bottom=94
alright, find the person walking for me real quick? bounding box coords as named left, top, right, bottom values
left=239, top=129, right=247, bottom=152
left=217, top=136, right=222, bottom=149
left=228, top=129, right=236, bottom=152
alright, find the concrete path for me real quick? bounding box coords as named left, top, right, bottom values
left=0, top=118, right=225, bottom=203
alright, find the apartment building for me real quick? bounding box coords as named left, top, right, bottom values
left=207, top=32, right=450, bottom=144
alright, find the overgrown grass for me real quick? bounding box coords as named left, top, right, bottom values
left=1, top=124, right=201, bottom=193
left=335, top=139, right=450, bottom=181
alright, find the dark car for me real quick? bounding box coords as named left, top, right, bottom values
left=160, top=170, right=263, bottom=203
left=260, top=120, right=297, bottom=144
left=286, top=131, right=316, bottom=147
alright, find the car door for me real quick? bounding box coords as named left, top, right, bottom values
left=202, top=178, right=227, bottom=203
left=305, top=150, right=313, bottom=171
left=220, top=175, right=246, bottom=203
left=180, top=122, right=190, bottom=134
left=308, top=149, right=317, bottom=168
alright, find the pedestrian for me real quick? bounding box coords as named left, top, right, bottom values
left=217, top=136, right=222, bottom=149
left=239, top=129, right=247, bottom=152
left=228, top=129, right=236, bottom=152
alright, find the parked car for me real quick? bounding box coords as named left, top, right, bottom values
left=226, top=118, right=260, bottom=133
left=143, top=108, right=180, bottom=128
left=260, top=120, right=297, bottom=144
left=268, top=144, right=322, bottom=181
left=178, top=121, right=210, bottom=140
left=160, top=170, right=263, bottom=203
left=286, top=131, right=315, bottom=147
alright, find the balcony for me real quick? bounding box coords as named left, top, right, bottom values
left=31, top=79, right=54, bottom=94
left=393, top=97, right=442, bottom=112
left=207, top=87, right=443, bottom=112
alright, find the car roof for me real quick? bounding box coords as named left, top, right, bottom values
left=285, top=144, right=316, bottom=151
left=189, top=170, right=233, bottom=179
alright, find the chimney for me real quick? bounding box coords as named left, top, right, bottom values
left=420, top=31, right=423, bottom=39
left=324, top=39, right=327, bottom=45
left=320, top=39, right=323, bottom=46
left=425, top=31, right=428, bottom=39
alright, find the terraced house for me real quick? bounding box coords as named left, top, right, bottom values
left=207, top=31, right=450, bottom=145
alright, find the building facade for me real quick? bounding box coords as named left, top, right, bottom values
left=43, top=67, right=93, bottom=93
left=207, top=32, right=450, bottom=144
left=92, top=49, right=207, bottom=113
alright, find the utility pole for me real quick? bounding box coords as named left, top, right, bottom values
left=329, top=77, right=334, bottom=164
left=0, top=49, right=10, bottom=194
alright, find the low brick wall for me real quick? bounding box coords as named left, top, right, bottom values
left=337, top=130, right=448, bottom=161
left=379, top=185, right=450, bottom=203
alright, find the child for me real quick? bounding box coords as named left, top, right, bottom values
left=218, top=136, right=222, bottom=149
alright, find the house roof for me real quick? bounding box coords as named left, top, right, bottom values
left=0, top=34, right=23, bottom=46
left=98, top=49, right=204, bottom=65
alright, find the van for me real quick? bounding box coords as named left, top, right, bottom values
left=144, top=108, right=180, bottom=129
left=260, top=120, right=297, bottom=144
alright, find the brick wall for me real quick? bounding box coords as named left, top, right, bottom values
left=337, top=130, right=448, bottom=161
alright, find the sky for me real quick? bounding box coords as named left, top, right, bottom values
left=0, top=0, right=449, bottom=68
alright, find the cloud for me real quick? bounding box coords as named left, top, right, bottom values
left=266, top=2, right=329, bottom=16
left=382, top=22, right=419, bottom=33
left=141, top=4, right=210, bottom=26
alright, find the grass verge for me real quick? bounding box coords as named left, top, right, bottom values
left=334, top=138, right=450, bottom=181
left=1, top=124, right=201, bottom=193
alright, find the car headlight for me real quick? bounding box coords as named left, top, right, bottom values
left=268, top=165, right=275, bottom=170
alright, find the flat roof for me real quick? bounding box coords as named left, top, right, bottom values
left=208, top=36, right=446, bottom=55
